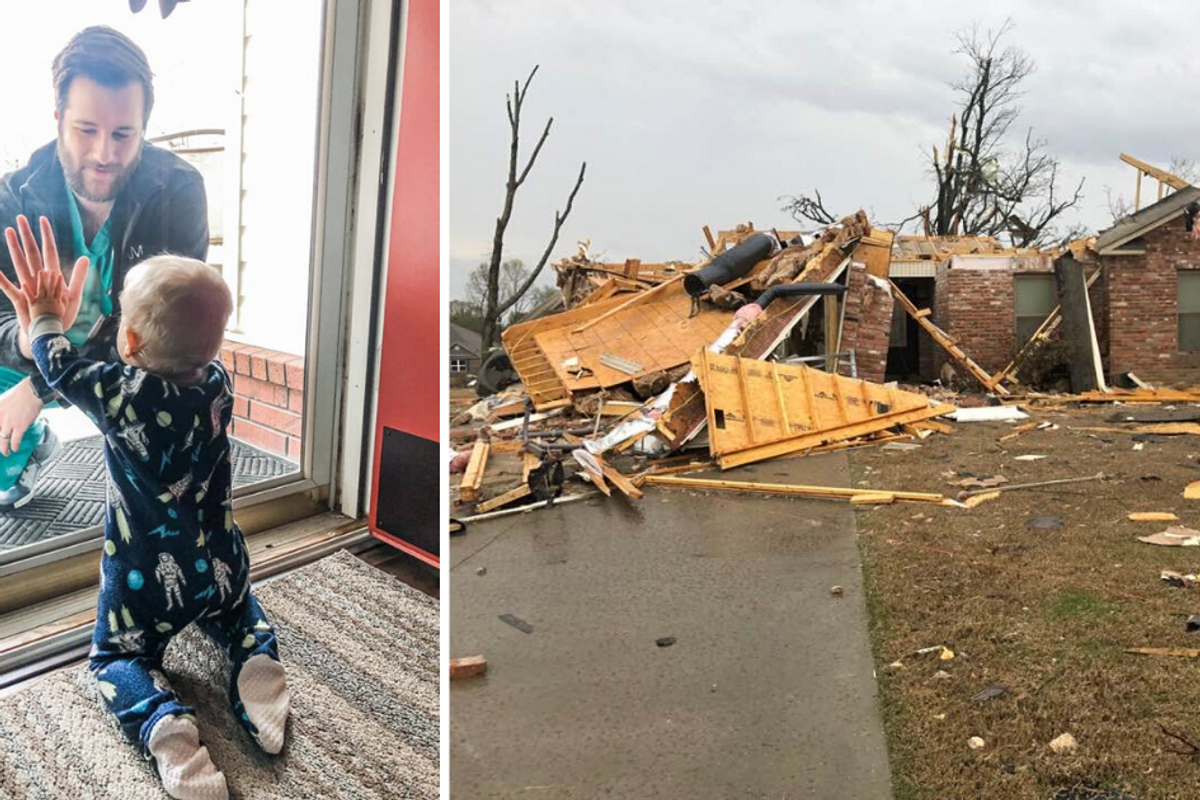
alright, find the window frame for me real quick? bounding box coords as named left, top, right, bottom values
left=0, top=0, right=372, bottom=579
left=1178, top=270, right=1200, bottom=352
left=1013, top=273, right=1056, bottom=350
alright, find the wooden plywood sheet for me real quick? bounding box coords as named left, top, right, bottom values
left=534, top=279, right=734, bottom=391
left=693, top=350, right=952, bottom=468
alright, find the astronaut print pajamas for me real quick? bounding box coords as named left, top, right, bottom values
left=30, top=324, right=282, bottom=755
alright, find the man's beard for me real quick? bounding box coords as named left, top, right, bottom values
left=58, top=142, right=141, bottom=204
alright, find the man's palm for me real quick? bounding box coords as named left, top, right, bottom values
left=2, top=215, right=90, bottom=331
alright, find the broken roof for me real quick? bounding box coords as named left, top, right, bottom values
left=1094, top=185, right=1200, bottom=255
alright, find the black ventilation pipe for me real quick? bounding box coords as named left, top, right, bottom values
left=684, top=232, right=781, bottom=297
left=753, top=282, right=847, bottom=310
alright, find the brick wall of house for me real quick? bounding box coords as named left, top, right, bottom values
left=932, top=261, right=1016, bottom=378
left=1105, top=219, right=1200, bottom=385
left=838, top=262, right=893, bottom=383
left=220, top=342, right=304, bottom=461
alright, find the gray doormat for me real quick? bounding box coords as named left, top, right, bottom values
left=0, top=550, right=440, bottom=799
left=0, top=436, right=296, bottom=551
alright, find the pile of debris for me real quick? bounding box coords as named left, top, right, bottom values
left=451, top=214, right=972, bottom=521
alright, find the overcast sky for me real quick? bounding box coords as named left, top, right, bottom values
left=450, top=0, right=1199, bottom=300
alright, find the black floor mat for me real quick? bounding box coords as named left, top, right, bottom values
left=0, top=436, right=297, bottom=550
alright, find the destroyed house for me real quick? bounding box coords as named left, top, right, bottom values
left=885, top=236, right=1058, bottom=386
left=885, top=185, right=1200, bottom=389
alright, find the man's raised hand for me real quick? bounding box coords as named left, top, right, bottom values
left=1, top=216, right=90, bottom=347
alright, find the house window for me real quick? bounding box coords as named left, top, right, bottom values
left=1179, top=271, right=1200, bottom=352
left=1014, top=275, right=1055, bottom=348
left=451, top=358, right=468, bottom=374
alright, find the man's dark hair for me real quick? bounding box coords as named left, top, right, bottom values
left=52, top=26, right=155, bottom=127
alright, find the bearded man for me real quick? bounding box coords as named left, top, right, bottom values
left=0, top=26, right=208, bottom=506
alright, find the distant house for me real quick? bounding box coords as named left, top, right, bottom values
left=450, top=323, right=483, bottom=386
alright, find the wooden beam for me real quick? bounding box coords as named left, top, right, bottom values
left=475, top=483, right=533, bottom=514
left=824, top=294, right=840, bottom=372
left=644, top=475, right=945, bottom=504
left=597, top=457, right=645, bottom=499
left=1120, top=153, right=1191, bottom=191
left=522, top=451, right=539, bottom=484
left=459, top=441, right=490, bottom=503
left=1126, top=647, right=1200, bottom=659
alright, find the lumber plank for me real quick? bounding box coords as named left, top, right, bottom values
left=460, top=441, right=490, bottom=503
left=645, top=475, right=944, bottom=503
left=475, top=483, right=533, bottom=514
left=1126, top=647, right=1200, bottom=659
left=851, top=493, right=895, bottom=505
left=596, top=456, right=645, bottom=499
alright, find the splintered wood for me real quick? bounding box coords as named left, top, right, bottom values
left=692, top=349, right=955, bottom=469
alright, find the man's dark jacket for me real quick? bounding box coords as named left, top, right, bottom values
left=0, top=140, right=209, bottom=400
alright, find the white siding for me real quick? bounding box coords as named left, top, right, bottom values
left=230, top=0, right=324, bottom=356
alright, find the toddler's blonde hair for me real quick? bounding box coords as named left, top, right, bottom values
left=119, top=255, right=232, bottom=381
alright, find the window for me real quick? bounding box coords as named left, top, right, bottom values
left=1179, top=272, right=1200, bottom=351
left=0, top=0, right=361, bottom=581
left=451, top=358, right=468, bottom=374
left=1014, top=275, right=1055, bottom=349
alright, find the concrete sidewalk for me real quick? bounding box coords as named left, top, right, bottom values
left=450, top=451, right=892, bottom=799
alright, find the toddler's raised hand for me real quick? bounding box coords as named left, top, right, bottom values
left=26, top=270, right=67, bottom=320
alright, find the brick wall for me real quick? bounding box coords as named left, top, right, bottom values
left=1105, top=219, right=1200, bottom=385
left=932, top=260, right=1017, bottom=377
left=219, top=342, right=304, bottom=461
left=839, top=262, right=893, bottom=383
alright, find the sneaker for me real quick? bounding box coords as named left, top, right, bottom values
left=31, top=424, right=60, bottom=465
left=0, top=424, right=60, bottom=510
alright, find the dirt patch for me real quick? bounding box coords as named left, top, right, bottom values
left=852, top=405, right=1200, bottom=799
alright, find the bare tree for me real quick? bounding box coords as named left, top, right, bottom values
left=466, top=259, right=554, bottom=327
left=480, top=65, right=586, bottom=351
left=1169, top=156, right=1200, bottom=185
left=780, top=189, right=837, bottom=226
left=921, top=20, right=1084, bottom=247
left=783, top=20, right=1083, bottom=248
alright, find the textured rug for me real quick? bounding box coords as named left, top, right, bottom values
left=0, top=436, right=297, bottom=551
left=0, top=550, right=440, bottom=799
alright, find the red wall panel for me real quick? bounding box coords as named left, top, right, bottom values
left=369, top=0, right=440, bottom=566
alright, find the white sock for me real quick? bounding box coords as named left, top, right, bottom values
left=237, top=654, right=290, bottom=755
left=147, top=715, right=229, bottom=800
